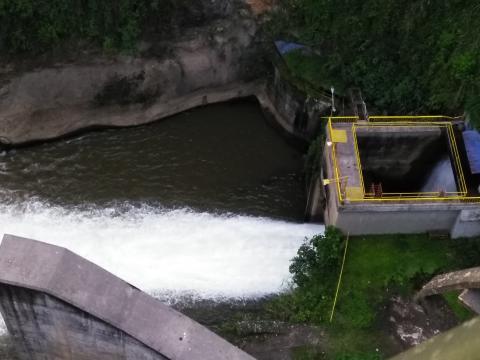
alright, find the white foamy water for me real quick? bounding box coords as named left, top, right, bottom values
left=0, top=202, right=324, bottom=335
left=421, top=157, right=457, bottom=193
left=0, top=316, right=5, bottom=336
left=0, top=201, right=323, bottom=298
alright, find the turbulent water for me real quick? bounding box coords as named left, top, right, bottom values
left=0, top=100, right=324, bottom=336
left=421, top=156, right=457, bottom=193
left=0, top=202, right=322, bottom=298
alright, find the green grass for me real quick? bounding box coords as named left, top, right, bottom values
left=443, top=292, right=474, bottom=323
left=269, top=231, right=480, bottom=359
left=333, top=234, right=454, bottom=328
left=327, top=234, right=458, bottom=358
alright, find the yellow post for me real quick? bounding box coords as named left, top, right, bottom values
left=329, top=232, right=349, bottom=323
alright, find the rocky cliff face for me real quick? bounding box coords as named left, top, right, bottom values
left=0, top=0, right=268, bottom=145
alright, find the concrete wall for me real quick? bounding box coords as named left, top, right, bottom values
left=327, top=201, right=480, bottom=238
left=320, top=136, right=480, bottom=237
left=0, top=285, right=167, bottom=360
left=334, top=208, right=459, bottom=235
left=0, top=235, right=254, bottom=360
left=305, top=177, right=325, bottom=222
left=262, top=67, right=330, bottom=139
left=452, top=209, right=480, bottom=238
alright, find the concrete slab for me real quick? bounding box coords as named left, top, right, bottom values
left=459, top=289, right=480, bottom=314
left=0, top=234, right=254, bottom=360
left=331, top=123, right=362, bottom=189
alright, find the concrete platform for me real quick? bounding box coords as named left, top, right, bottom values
left=330, top=123, right=362, bottom=189
left=0, top=234, right=254, bottom=360
left=322, top=120, right=480, bottom=238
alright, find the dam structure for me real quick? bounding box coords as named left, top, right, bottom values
left=0, top=234, right=254, bottom=360
left=319, top=116, right=480, bottom=238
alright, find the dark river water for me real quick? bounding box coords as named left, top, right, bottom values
left=0, top=99, right=324, bottom=303
left=1, top=99, right=306, bottom=220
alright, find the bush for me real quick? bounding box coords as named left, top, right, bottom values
left=267, top=227, right=344, bottom=323
left=290, top=226, right=344, bottom=288
left=0, top=0, right=212, bottom=54
left=0, top=0, right=144, bottom=53
left=449, top=236, right=480, bottom=269
left=269, top=0, right=480, bottom=123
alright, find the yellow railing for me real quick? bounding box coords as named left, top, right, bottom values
left=328, top=119, right=345, bottom=203
left=369, top=115, right=458, bottom=122
left=329, top=116, right=359, bottom=123
left=326, top=116, right=480, bottom=204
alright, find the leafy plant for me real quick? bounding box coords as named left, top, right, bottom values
left=290, top=226, right=344, bottom=288
left=269, top=0, right=480, bottom=124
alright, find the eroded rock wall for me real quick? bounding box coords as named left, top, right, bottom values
left=0, top=0, right=268, bottom=145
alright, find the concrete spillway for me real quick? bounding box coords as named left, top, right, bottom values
left=0, top=234, right=254, bottom=360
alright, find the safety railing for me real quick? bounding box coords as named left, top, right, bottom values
left=329, top=116, right=359, bottom=123
left=364, top=192, right=466, bottom=198
left=326, top=116, right=480, bottom=204
left=368, top=115, right=458, bottom=122
left=352, top=121, right=468, bottom=197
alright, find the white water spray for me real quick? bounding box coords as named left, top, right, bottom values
left=0, top=202, right=323, bottom=336
left=0, top=317, right=5, bottom=336
left=421, top=157, right=457, bottom=193
left=0, top=201, right=323, bottom=298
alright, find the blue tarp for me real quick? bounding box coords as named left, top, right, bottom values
left=274, top=41, right=308, bottom=55
left=463, top=130, right=480, bottom=174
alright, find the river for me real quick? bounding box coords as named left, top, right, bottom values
left=0, top=99, right=324, bottom=336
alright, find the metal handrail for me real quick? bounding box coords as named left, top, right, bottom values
left=326, top=116, right=478, bottom=204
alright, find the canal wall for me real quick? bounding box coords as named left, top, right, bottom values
left=259, top=67, right=330, bottom=140
left=329, top=203, right=475, bottom=237
left=323, top=185, right=480, bottom=238
left=0, top=0, right=330, bottom=146
left=0, top=0, right=268, bottom=146
left=0, top=234, right=254, bottom=360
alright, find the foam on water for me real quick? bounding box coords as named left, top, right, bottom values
left=0, top=201, right=324, bottom=335
left=0, top=201, right=323, bottom=299
left=0, top=316, right=5, bottom=336
left=421, top=156, right=457, bottom=193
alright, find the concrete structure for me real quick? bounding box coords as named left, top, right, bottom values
left=458, top=289, right=480, bottom=314
left=0, top=234, right=254, bottom=360
left=317, top=117, right=480, bottom=238
left=415, top=267, right=480, bottom=304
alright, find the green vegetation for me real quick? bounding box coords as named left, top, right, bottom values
left=443, top=292, right=474, bottom=323
left=269, top=228, right=480, bottom=359
left=0, top=0, right=206, bottom=54
left=283, top=51, right=346, bottom=96
left=269, top=0, right=480, bottom=126
left=0, top=0, right=143, bottom=52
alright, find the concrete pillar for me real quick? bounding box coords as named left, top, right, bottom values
left=451, top=209, right=480, bottom=238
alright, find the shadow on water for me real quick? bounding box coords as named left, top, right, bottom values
left=0, top=98, right=308, bottom=221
